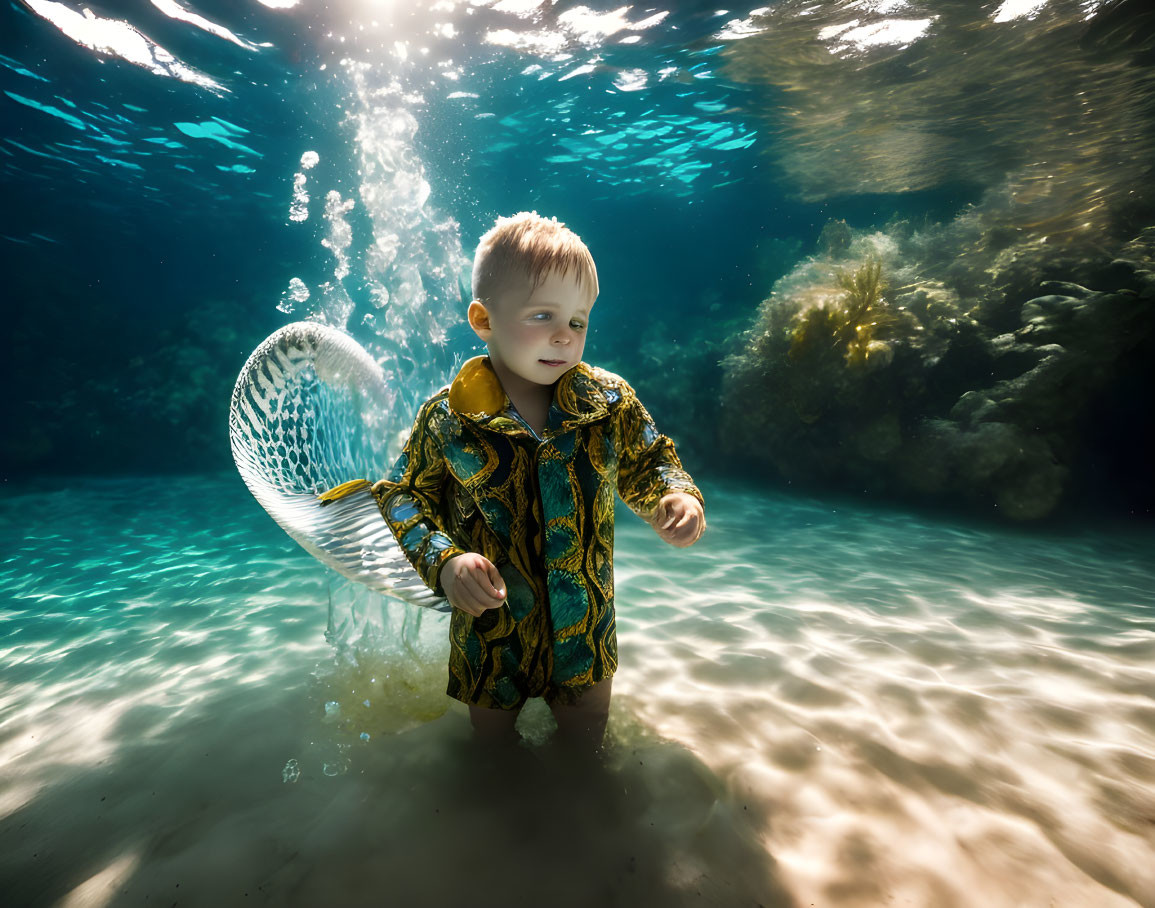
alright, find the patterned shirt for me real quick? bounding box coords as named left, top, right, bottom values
left=372, top=354, right=704, bottom=709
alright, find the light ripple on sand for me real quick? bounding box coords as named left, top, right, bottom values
left=0, top=474, right=1152, bottom=906
left=614, top=479, right=1155, bottom=905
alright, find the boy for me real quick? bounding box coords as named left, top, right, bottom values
left=371, top=212, right=705, bottom=750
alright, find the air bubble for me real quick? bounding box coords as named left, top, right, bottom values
left=282, top=758, right=301, bottom=783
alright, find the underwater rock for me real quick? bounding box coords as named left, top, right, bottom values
left=900, top=420, right=1067, bottom=521
left=853, top=413, right=901, bottom=462
left=721, top=224, right=1155, bottom=520
left=713, top=0, right=1155, bottom=518
left=817, top=218, right=852, bottom=259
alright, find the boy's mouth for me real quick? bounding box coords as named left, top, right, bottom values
left=539, top=359, right=566, bottom=367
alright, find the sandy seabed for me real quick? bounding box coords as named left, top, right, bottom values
left=1, top=474, right=1153, bottom=907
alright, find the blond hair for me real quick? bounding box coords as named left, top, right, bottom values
left=471, top=211, right=599, bottom=308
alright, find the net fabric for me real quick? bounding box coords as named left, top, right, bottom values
left=228, top=321, right=449, bottom=612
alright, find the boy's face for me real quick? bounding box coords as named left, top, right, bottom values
left=469, top=268, right=596, bottom=389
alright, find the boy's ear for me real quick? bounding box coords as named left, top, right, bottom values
left=467, top=300, right=492, bottom=338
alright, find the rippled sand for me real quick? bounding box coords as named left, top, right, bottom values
left=1, top=475, right=1153, bottom=906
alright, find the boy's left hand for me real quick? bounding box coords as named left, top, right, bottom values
left=650, top=492, right=705, bottom=547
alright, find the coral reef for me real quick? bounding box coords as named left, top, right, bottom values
left=722, top=221, right=1155, bottom=520
left=715, top=0, right=1155, bottom=519
left=787, top=259, right=906, bottom=370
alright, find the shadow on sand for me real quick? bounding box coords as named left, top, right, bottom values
left=0, top=665, right=793, bottom=907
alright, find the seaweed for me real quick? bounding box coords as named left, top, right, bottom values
left=788, top=259, right=899, bottom=368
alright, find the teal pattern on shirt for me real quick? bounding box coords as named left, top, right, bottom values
left=371, top=356, right=704, bottom=709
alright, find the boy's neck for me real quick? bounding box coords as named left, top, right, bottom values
left=487, top=356, right=555, bottom=416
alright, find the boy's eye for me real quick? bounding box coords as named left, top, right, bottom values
left=530, top=313, right=585, bottom=330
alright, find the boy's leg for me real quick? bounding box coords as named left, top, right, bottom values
left=549, top=677, right=612, bottom=751
left=468, top=703, right=521, bottom=744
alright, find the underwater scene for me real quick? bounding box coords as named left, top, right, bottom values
left=2, top=0, right=1154, bottom=905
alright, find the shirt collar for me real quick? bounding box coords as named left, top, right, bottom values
left=446, top=355, right=613, bottom=431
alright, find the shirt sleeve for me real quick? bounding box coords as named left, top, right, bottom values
left=371, top=397, right=468, bottom=598
left=614, top=381, right=705, bottom=520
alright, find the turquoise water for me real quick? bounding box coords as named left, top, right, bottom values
left=2, top=475, right=1153, bottom=905
left=4, top=0, right=1155, bottom=904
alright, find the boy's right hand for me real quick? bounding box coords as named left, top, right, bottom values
left=441, top=553, right=507, bottom=617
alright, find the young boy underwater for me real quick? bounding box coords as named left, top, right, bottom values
left=371, top=211, right=706, bottom=751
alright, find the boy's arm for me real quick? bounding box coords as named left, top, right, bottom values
left=371, top=398, right=468, bottom=599
left=614, top=382, right=705, bottom=521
